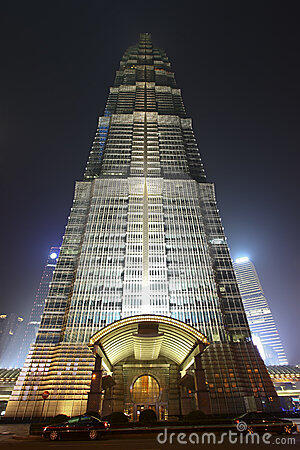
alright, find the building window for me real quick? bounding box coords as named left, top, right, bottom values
left=131, top=375, right=160, bottom=404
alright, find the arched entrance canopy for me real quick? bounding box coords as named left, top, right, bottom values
left=89, top=315, right=209, bottom=371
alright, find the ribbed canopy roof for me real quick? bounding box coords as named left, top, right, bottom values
left=89, top=315, right=209, bottom=366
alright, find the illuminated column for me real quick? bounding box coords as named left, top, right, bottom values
left=168, top=364, right=181, bottom=417
left=87, top=348, right=103, bottom=413
left=141, top=179, right=150, bottom=313
left=194, top=352, right=210, bottom=414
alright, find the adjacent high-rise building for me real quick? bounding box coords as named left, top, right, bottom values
left=15, top=247, right=60, bottom=368
left=233, top=257, right=288, bottom=366
left=6, top=33, right=279, bottom=419
left=0, top=314, right=24, bottom=367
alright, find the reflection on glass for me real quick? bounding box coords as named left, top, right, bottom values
left=131, top=375, right=159, bottom=403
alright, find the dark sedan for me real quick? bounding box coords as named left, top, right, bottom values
left=234, top=412, right=298, bottom=434
left=43, top=414, right=110, bottom=440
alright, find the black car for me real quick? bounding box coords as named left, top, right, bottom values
left=234, top=412, right=298, bottom=434
left=43, top=414, right=110, bottom=440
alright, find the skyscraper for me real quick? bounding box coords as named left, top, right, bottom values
left=0, top=314, right=24, bottom=367
left=233, top=257, right=288, bottom=366
left=15, top=247, right=60, bottom=368
left=6, top=34, right=279, bottom=419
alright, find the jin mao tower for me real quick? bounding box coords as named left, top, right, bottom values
left=6, top=34, right=278, bottom=419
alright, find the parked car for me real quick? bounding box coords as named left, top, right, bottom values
left=234, top=412, right=298, bottom=435
left=43, top=414, right=110, bottom=440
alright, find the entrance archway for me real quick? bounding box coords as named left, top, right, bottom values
left=131, top=375, right=160, bottom=419
left=87, top=315, right=210, bottom=418
left=131, top=375, right=160, bottom=404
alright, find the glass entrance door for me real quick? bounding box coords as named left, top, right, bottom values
left=135, top=403, right=156, bottom=420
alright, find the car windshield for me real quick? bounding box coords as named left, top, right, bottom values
left=67, top=417, right=80, bottom=424
left=81, top=416, right=101, bottom=424
left=241, top=413, right=278, bottom=421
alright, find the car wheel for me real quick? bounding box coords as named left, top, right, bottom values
left=88, top=429, right=99, bottom=440
left=49, top=430, right=60, bottom=441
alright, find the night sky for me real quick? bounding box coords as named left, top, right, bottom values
left=1, top=1, right=299, bottom=364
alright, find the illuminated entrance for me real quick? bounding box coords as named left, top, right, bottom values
left=87, top=315, right=210, bottom=419
left=131, top=375, right=160, bottom=404
left=131, top=375, right=161, bottom=420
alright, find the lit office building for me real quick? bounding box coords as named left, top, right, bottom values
left=233, top=257, right=288, bottom=366
left=15, top=247, right=60, bottom=367
left=0, top=314, right=24, bottom=367
left=6, top=34, right=278, bottom=419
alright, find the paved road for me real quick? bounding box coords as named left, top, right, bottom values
left=0, top=423, right=299, bottom=449
left=1, top=435, right=300, bottom=449
left=0, top=424, right=29, bottom=440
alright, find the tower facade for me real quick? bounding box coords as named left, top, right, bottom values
left=6, top=34, right=278, bottom=419
left=233, top=257, right=288, bottom=366
left=15, top=247, right=60, bottom=368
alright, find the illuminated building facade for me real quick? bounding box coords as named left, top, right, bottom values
left=233, top=257, right=288, bottom=366
left=267, top=365, right=300, bottom=411
left=0, top=314, right=24, bottom=368
left=0, top=369, right=21, bottom=415
left=15, top=247, right=60, bottom=368
left=6, top=34, right=279, bottom=419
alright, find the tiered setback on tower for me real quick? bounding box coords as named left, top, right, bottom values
left=6, top=33, right=279, bottom=419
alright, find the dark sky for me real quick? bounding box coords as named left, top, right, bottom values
left=1, top=1, right=299, bottom=364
